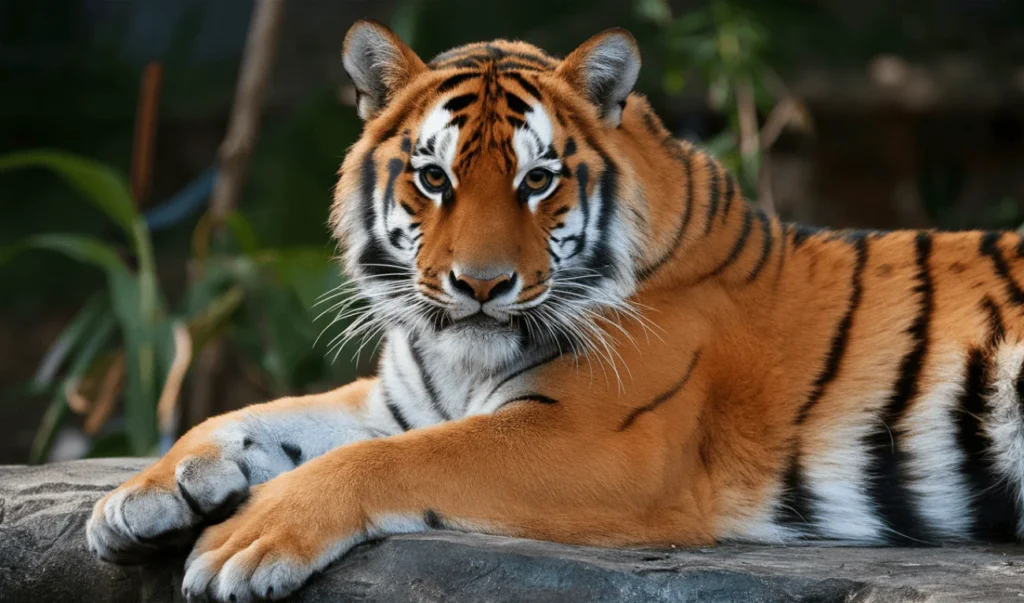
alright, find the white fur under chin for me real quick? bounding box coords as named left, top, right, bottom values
left=433, top=325, right=523, bottom=372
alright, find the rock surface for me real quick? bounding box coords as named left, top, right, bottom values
left=1, top=459, right=1023, bottom=602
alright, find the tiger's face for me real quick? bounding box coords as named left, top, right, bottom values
left=332, top=21, right=645, bottom=369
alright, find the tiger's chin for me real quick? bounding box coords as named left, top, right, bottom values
left=431, top=316, right=524, bottom=373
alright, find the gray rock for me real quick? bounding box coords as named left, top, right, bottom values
left=1, top=459, right=1023, bottom=602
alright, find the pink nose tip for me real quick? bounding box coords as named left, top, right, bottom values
left=449, top=271, right=517, bottom=302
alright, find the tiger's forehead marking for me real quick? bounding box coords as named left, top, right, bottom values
left=410, top=69, right=560, bottom=187
left=411, top=100, right=460, bottom=193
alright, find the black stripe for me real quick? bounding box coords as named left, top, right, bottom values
left=954, top=347, right=1019, bottom=541
left=408, top=336, right=451, bottom=421
left=383, top=158, right=403, bottom=219
left=497, top=61, right=544, bottom=72
left=571, top=163, right=589, bottom=256
left=722, top=172, right=737, bottom=222
left=797, top=236, right=868, bottom=423
left=423, top=509, right=445, bottom=529
left=791, top=224, right=823, bottom=248
left=618, top=352, right=701, bottom=431
left=778, top=235, right=869, bottom=529
left=641, top=110, right=660, bottom=136
left=980, top=232, right=1024, bottom=305
left=502, top=72, right=542, bottom=100
left=437, top=72, right=478, bottom=93
left=443, top=93, right=478, bottom=113
left=583, top=139, right=620, bottom=281
left=702, top=157, right=720, bottom=236
left=746, top=210, right=774, bottom=283
left=695, top=206, right=754, bottom=282
left=563, top=137, right=577, bottom=157
left=382, top=387, right=412, bottom=432
left=504, top=91, right=530, bottom=115
left=358, top=152, right=405, bottom=281
left=440, top=56, right=483, bottom=69
left=360, top=152, right=378, bottom=232
left=375, top=123, right=402, bottom=147
left=499, top=393, right=559, bottom=409
left=863, top=231, right=934, bottom=544
left=488, top=350, right=562, bottom=400
left=637, top=149, right=695, bottom=281
left=281, top=442, right=302, bottom=466
left=981, top=296, right=1005, bottom=345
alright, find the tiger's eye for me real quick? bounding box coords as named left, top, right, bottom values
left=523, top=169, right=553, bottom=193
left=420, top=166, right=450, bottom=193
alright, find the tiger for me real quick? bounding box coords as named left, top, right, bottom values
left=86, top=19, right=1024, bottom=602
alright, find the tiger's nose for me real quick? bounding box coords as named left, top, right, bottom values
left=449, top=270, right=517, bottom=302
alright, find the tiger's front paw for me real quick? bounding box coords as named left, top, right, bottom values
left=86, top=444, right=251, bottom=564
left=181, top=471, right=364, bottom=602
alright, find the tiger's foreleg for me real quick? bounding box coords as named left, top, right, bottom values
left=180, top=397, right=713, bottom=602
left=86, top=378, right=390, bottom=563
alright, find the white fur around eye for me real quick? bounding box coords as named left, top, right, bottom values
left=411, top=100, right=462, bottom=205
left=512, top=103, right=562, bottom=211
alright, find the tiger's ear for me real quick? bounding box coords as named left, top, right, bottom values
left=557, top=29, right=641, bottom=127
left=342, top=20, right=427, bottom=121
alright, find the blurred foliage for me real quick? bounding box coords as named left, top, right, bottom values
left=639, top=0, right=787, bottom=198
left=0, top=150, right=362, bottom=461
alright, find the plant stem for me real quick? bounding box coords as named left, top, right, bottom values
left=208, top=0, right=287, bottom=224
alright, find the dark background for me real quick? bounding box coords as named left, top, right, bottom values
left=2, top=0, right=1023, bottom=464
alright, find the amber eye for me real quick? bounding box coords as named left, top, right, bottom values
left=419, top=166, right=451, bottom=194
left=522, top=168, right=554, bottom=194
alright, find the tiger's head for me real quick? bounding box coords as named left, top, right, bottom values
left=331, top=21, right=648, bottom=370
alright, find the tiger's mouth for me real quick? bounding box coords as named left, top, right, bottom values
left=429, top=308, right=525, bottom=340
left=454, top=312, right=505, bottom=327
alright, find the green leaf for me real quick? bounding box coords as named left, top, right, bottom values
left=262, top=247, right=342, bottom=311
left=29, top=311, right=117, bottom=463
left=30, top=293, right=108, bottom=386
left=0, top=152, right=159, bottom=322
left=225, top=212, right=260, bottom=254
left=109, top=270, right=159, bottom=456
left=0, top=233, right=131, bottom=277
left=0, top=150, right=137, bottom=236
left=0, top=232, right=161, bottom=455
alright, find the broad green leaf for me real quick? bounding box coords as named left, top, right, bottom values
left=109, top=269, right=159, bottom=456
left=0, top=233, right=131, bottom=278
left=0, top=150, right=137, bottom=236
left=0, top=152, right=159, bottom=321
